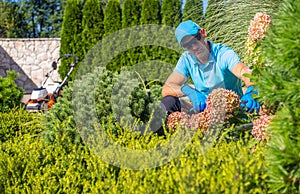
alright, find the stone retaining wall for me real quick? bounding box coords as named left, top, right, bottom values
left=0, top=38, right=61, bottom=93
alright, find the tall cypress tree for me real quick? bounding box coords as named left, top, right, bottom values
left=118, top=0, right=142, bottom=71
left=103, top=0, right=122, bottom=72
left=122, top=0, right=141, bottom=28
left=182, top=0, right=203, bottom=26
left=204, top=0, right=226, bottom=43
left=59, top=0, right=83, bottom=80
left=160, top=0, right=182, bottom=72
left=103, top=0, right=122, bottom=37
left=140, top=0, right=161, bottom=63
left=161, top=0, right=182, bottom=27
left=82, top=0, right=104, bottom=55
left=140, top=0, right=160, bottom=25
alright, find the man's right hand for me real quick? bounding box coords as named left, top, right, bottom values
left=181, top=85, right=207, bottom=112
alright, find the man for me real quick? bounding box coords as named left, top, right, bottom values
left=161, top=20, right=260, bottom=115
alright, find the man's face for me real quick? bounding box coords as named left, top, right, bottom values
left=181, top=32, right=210, bottom=64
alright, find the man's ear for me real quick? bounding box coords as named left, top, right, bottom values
left=199, top=28, right=207, bottom=38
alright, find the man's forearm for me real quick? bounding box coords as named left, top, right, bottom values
left=162, top=83, right=185, bottom=97
left=232, top=62, right=254, bottom=87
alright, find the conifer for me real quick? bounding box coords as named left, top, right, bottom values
left=81, top=0, right=104, bottom=55
left=161, top=0, right=182, bottom=27
left=103, top=0, right=122, bottom=37
left=59, top=0, right=83, bottom=80
left=183, top=0, right=203, bottom=26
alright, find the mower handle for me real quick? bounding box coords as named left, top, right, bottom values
left=52, top=54, right=78, bottom=97
left=62, top=54, right=78, bottom=65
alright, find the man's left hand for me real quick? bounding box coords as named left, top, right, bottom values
left=240, top=86, right=260, bottom=113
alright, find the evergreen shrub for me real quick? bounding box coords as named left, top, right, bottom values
left=252, top=0, right=300, bottom=192
left=0, top=71, right=24, bottom=112
left=0, top=108, right=42, bottom=142
left=0, top=134, right=117, bottom=193
left=44, top=68, right=115, bottom=143
left=59, top=0, right=83, bottom=80
left=0, top=120, right=268, bottom=193
left=81, top=0, right=104, bottom=55
left=112, top=132, right=268, bottom=193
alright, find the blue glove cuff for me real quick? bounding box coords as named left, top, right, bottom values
left=245, top=85, right=258, bottom=95
left=181, top=85, right=193, bottom=96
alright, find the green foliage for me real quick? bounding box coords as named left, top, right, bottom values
left=140, top=0, right=160, bottom=25
left=118, top=0, right=142, bottom=73
left=44, top=68, right=115, bottom=143
left=0, top=134, right=117, bottom=193
left=204, top=0, right=280, bottom=59
left=265, top=108, right=300, bottom=193
left=59, top=0, right=84, bottom=80
left=183, top=0, right=203, bottom=26
left=140, top=0, right=161, bottom=71
left=0, top=0, right=66, bottom=38
left=0, top=120, right=269, bottom=193
left=81, top=0, right=104, bottom=55
left=161, top=0, right=182, bottom=27
left=205, top=0, right=226, bottom=43
left=0, top=71, right=24, bottom=112
left=122, top=0, right=141, bottom=28
left=0, top=108, right=42, bottom=142
left=0, top=1, right=27, bottom=38
left=102, top=0, right=122, bottom=72
left=47, top=0, right=68, bottom=38
left=45, top=65, right=165, bottom=139
left=103, top=0, right=122, bottom=37
left=43, top=82, right=80, bottom=143
left=110, top=70, right=163, bottom=132
left=112, top=133, right=268, bottom=193
left=252, top=0, right=300, bottom=192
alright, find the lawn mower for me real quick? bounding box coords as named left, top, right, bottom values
left=25, top=54, right=78, bottom=112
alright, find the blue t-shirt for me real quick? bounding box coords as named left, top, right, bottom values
left=174, top=41, right=243, bottom=97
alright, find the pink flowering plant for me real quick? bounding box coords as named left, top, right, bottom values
left=244, top=12, right=272, bottom=69
left=243, top=12, right=277, bottom=142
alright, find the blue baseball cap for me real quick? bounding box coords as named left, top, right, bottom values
left=175, top=20, right=201, bottom=45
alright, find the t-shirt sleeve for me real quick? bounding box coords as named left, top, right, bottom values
left=174, top=55, right=189, bottom=77
left=220, top=47, right=241, bottom=71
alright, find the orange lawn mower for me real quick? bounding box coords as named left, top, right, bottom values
left=26, top=54, right=78, bottom=112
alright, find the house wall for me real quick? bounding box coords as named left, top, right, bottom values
left=0, top=38, right=61, bottom=93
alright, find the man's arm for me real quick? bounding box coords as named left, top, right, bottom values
left=162, top=71, right=187, bottom=97
left=232, top=62, right=260, bottom=113
left=231, top=62, right=254, bottom=87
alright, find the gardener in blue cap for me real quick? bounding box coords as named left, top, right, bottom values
left=161, top=20, right=260, bottom=114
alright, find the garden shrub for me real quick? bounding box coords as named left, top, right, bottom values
left=0, top=107, right=42, bottom=142
left=112, top=131, right=268, bottom=193
left=0, top=117, right=269, bottom=193
left=0, top=71, right=24, bottom=112
left=45, top=66, right=165, bottom=142
left=43, top=81, right=80, bottom=144
left=44, top=68, right=116, bottom=143
left=0, top=134, right=118, bottom=193
left=252, top=0, right=300, bottom=192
